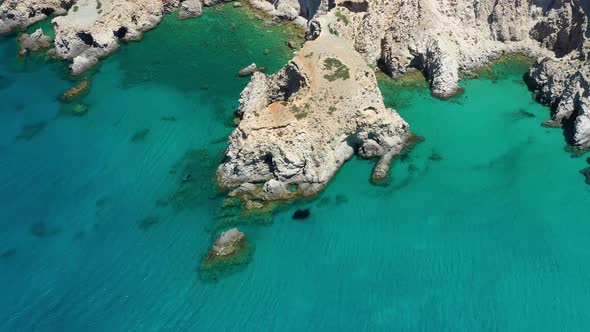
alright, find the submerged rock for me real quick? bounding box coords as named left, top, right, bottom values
left=63, top=78, right=90, bottom=100
left=18, top=29, right=53, bottom=56
left=30, top=222, right=61, bottom=238
left=130, top=128, right=151, bottom=143
left=138, top=216, right=160, bottom=231
left=200, top=227, right=253, bottom=281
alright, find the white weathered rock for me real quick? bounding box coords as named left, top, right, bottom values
left=309, top=0, right=589, bottom=144
left=18, top=29, right=53, bottom=56
left=0, top=0, right=68, bottom=34
left=217, top=15, right=411, bottom=199
left=179, top=0, right=203, bottom=20
left=238, top=63, right=260, bottom=76
left=209, top=228, right=245, bottom=257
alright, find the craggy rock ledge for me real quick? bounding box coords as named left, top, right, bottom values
left=0, top=0, right=318, bottom=75
left=217, top=15, right=411, bottom=200
left=312, top=0, right=589, bottom=147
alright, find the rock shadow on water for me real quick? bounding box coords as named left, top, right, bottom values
left=138, top=216, right=160, bottom=231
left=130, top=128, right=150, bottom=143
left=335, top=194, right=348, bottom=205
left=429, top=151, right=443, bottom=161
left=15, top=121, right=47, bottom=141
left=214, top=197, right=274, bottom=232
left=30, top=222, right=61, bottom=238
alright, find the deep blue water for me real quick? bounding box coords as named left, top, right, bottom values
left=2, top=8, right=590, bottom=332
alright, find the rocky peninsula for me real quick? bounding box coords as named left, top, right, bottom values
left=1, top=0, right=589, bottom=199
left=217, top=14, right=411, bottom=199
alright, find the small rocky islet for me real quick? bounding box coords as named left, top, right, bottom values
left=1, top=0, right=589, bottom=277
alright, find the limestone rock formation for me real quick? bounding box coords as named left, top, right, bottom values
left=179, top=0, right=203, bottom=20
left=217, top=15, right=411, bottom=199
left=0, top=0, right=69, bottom=34
left=18, top=29, right=53, bottom=56
left=306, top=0, right=589, bottom=144
left=249, top=0, right=330, bottom=25
left=206, top=228, right=246, bottom=261
left=525, top=0, right=590, bottom=148
left=238, top=63, right=263, bottom=76
left=50, top=0, right=178, bottom=75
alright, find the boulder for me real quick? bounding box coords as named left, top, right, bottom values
left=206, top=228, right=246, bottom=261
left=18, top=29, right=52, bottom=56
left=179, top=0, right=203, bottom=20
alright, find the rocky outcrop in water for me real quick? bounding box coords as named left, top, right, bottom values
left=217, top=15, right=411, bottom=200
left=307, top=0, right=553, bottom=98
left=206, top=228, right=246, bottom=262
left=179, top=0, right=203, bottom=20
left=18, top=29, right=52, bottom=56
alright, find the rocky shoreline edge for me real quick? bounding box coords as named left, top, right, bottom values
left=2, top=0, right=589, bottom=280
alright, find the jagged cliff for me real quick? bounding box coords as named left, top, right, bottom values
left=308, top=0, right=588, bottom=145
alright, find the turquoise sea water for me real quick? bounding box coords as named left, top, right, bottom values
left=2, top=7, right=590, bottom=331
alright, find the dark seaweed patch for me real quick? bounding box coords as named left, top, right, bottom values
left=138, top=216, right=160, bottom=231
left=16, top=122, right=47, bottom=141
left=130, top=128, right=150, bottom=143
left=1, top=249, right=17, bottom=258
left=30, top=222, right=61, bottom=238
left=429, top=151, right=442, bottom=161
left=292, top=209, right=310, bottom=220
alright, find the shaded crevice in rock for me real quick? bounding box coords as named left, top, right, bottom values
left=338, top=0, right=368, bottom=12
left=76, top=32, right=95, bottom=46
left=113, top=27, right=128, bottom=39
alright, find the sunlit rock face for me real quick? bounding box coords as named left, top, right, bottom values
left=217, top=15, right=411, bottom=200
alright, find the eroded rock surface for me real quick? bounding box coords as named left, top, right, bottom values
left=217, top=15, right=411, bottom=199
left=311, top=0, right=588, bottom=145
left=0, top=0, right=70, bottom=34
left=206, top=228, right=246, bottom=261
left=18, top=29, right=53, bottom=56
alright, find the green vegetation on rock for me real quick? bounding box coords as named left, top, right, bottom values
left=323, top=57, right=350, bottom=82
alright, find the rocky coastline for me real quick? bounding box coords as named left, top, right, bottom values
left=2, top=0, right=589, bottom=200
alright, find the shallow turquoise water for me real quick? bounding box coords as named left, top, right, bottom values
left=2, top=8, right=590, bottom=331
